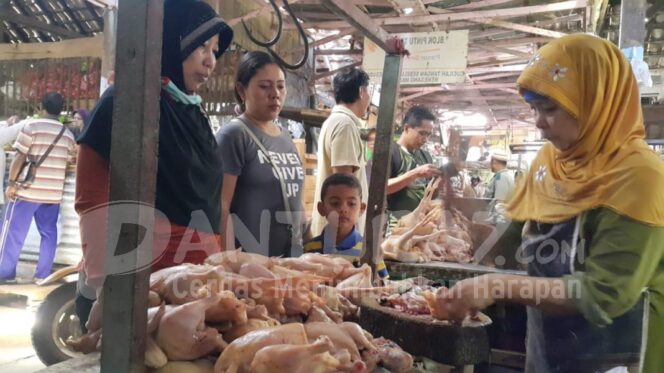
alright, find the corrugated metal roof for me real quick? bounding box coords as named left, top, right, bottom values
left=1, top=0, right=102, bottom=44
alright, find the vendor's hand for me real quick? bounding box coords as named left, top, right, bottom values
left=5, top=185, right=18, bottom=201
left=410, top=164, right=441, bottom=179
left=435, top=275, right=496, bottom=323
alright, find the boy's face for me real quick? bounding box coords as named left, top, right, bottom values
left=317, top=185, right=366, bottom=234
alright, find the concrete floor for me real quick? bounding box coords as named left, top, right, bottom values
left=0, top=263, right=57, bottom=373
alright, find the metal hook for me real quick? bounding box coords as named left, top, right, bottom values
left=243, top=0, right=310, bottom=70
left=241, top=0, right=283, bottom=48
left=271, top=0, right=309, bottom=70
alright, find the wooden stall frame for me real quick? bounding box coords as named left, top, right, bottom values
left=99, top=0, right=163, bottom=372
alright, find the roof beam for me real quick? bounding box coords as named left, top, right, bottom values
left=311, top=28, right=355, bottom=48
left=0, top=6, right=84, bottom=39
left=315, top=61, right=362, bottom=80
left=472, top=36, right=551, bottom=47
left=470, top=14, right=581, bottom=40
left=474, top=44, right=532, bottom=58
left=321, top=0, right=396, bottom=53
left=470, top=18, right=567, bottom=38
left=426, top=0, right=517, bottom=11
left=471, top=72, right=521, bottom=80
left=297, top=0, right=389, bottom=5
left=469, top=56, right=528, bottom=68
left=468, top=63, right=527, bottom=73
left=304, top=0, right=587, bottom=28
left=0, top=34, right=103, bottom=60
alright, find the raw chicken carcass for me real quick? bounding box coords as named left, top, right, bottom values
left=249, top=336, right=340, bottom=373
left=304, top=322, right=363, bottom=362
left=335, top=264, right=372, bottom=289
left=394, top=178, right=440, bottom=230
left=158, top=266, right=226, bottom=304
left=205, top=250, right=271, bottom=273
left=238, top=263, right=276, bottom=279
left=145, top=305, right=168, bottom=369
left=373, top=337, right=414, bottom=373
left=214, top=323, right=308, bottom=373
left=221, top=318, right=280, bottom=343
left=423, top=289, right=451, bottom=320
left=65, top=329, right=101, bottom=353
left=203, top=290, right=248, bottom=324
left=156, top=295, right=227, bottom=361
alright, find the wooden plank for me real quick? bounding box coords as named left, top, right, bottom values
left=469, top=14, right=581, bottom=40
left=0, top=35, right=103, bottom=61
left=314, top=61, right=362, bottom=80
left=304, top=0, right=587, bottom=28
left=423, top=0, right=515, bottom=8
left=321, top=0, right=397, bottom=53
left=472, top=36, right=550, bottom=47
left=311, top=28, right=354, bottom=47
left=362, top=53, right=403, bottom=276
left=99, top=0, right=163, bottom=371
left=473, top=44, right=533, bottom=58
left=469, top=18, right=567, bottom=38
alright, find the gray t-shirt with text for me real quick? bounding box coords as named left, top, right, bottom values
left=216, top=119, right=304, bottom=257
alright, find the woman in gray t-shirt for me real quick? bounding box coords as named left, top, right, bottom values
left=216, top=51, right=304, bottom=257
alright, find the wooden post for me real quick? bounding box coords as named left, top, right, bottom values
left=99, top=0, right=163, bottom=372
left=362, top=53, right=403, bottom=274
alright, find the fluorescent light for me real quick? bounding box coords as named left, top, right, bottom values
left=403, top=7, right=413, bottom=15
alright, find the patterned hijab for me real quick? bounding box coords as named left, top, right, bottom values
left=506, top=34, right=664, bottom=226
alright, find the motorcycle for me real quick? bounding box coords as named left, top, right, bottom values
left=31, top=265, right=89, bottom=366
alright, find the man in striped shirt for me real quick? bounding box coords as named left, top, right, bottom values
left=0, top=92, right=75, bottom=283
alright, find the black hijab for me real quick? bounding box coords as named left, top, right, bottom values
left=79, top=0, right=233, bottom=233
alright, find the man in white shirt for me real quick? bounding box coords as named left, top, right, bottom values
left=311, top=67, right=371, bottom=236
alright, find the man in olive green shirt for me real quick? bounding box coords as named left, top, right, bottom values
left=387, top=106, right=441, bottom=221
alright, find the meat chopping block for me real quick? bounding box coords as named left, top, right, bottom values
left=359, top=299, right=491, bottom=368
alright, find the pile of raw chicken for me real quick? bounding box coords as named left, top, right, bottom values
left=67, top=251, right=414, bottom=373
left=382, top=178, right=474, bottom=264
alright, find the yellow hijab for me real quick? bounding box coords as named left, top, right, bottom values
left=507, top=34, right=664, bottom=226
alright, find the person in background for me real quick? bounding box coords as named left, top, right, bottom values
left=305, top=173, right=388, bottom=279
left=216, top=51, right=304, bottom=257
left=0, top=116, right=25, bottom=218
left=0, top=92, right=75, bottom=283
left=433, top=34, right=664, bottom=372
left=75, top=0, right=233, bottom=327
left=484, top=152, right=514, bottom=202
left=386, top=106, right=441, bottom=222
left=68, top=109, right=88, bottom=139
left=471, top=176, right=485, bottom=197
left=311, top=67, right=371, bottom=236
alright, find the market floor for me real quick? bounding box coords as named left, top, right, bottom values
left=0, top=306, right=45, bottom=373
left=0, top=262, right=52, bottom=373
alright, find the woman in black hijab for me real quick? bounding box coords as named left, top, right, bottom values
left=74, top=0, right=233, bottom=329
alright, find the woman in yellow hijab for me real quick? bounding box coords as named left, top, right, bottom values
left=432, top=34, right=664, bottom=372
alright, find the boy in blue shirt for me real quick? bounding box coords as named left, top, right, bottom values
left=305, top=173, right=389, bottom=278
